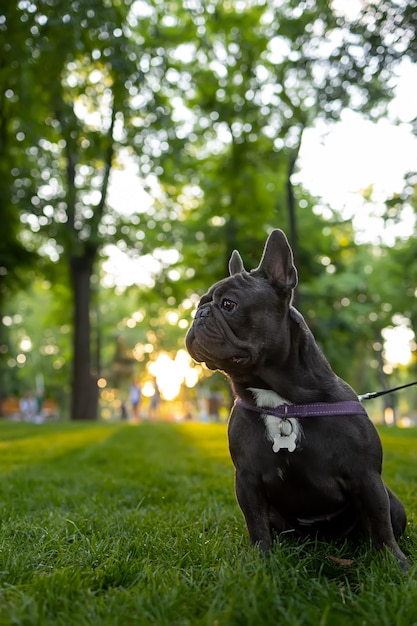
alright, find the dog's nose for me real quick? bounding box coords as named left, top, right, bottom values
left=196, top=305, right=211, bottom=319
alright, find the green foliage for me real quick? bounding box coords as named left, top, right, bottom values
left=0, top=420, right=417, bottom=625
left=2, top=279, right=72, bottom=401
left=1, top=0, right=416, bottom=408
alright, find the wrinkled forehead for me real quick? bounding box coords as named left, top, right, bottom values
left=198, top=272, right=271, bottom=305
left=198, top=273, right=244, bottom=303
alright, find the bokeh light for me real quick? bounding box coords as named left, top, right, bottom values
left=147, top=349, right=199, bottom=401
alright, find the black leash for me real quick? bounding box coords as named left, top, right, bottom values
left=359, top=381, right=417, bottom=401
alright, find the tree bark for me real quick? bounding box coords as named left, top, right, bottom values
left=69, top=248, right=98, bottom=420
left=62, top=102, right=115, bottom=420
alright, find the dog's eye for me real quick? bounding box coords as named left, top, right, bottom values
left=221, top=298, right=237, bottom=312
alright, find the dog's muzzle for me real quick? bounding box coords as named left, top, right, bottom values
left=186, top=305, right=250, bottom=370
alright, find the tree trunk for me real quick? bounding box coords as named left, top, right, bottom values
left=69, top=249, right=98, bottom=420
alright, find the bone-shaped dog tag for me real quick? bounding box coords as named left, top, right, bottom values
left=262, top=412, right=299, bottom=453
left=273, top=431, right=297, bottom=453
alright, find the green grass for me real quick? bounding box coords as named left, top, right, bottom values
left=0, top=420, right=417, bottom=625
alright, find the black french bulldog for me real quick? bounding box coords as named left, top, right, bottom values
left=186, top=229, right=407, bottom=568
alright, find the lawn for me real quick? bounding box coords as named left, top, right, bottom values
left=0, top=420, right=417, bottom=626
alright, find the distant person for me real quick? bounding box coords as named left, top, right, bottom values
left=129, top=381, right=141, bottom=422
left=19, top=392, right=37, bottom=421
left=149, top=383, right=161, bottom=420
left=120, top=401, right=128, bottom=421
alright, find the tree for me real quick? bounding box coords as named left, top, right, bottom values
left=11, top=0, right=138, bottom=419
left=137, top=0, right=417, bottom=393
left=2, top=0, right=416, bottom=418
left=0, top=5, right=40, bottom=406
left=0, top=0, right=178, bottom=418
left=141, top=0, right=416, bottom=288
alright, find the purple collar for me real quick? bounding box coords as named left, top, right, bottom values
left=234, top=398, right=368, bottom=418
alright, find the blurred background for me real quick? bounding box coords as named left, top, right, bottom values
left=1, top=0, right=416, bottom=425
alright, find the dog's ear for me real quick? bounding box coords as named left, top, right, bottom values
left=256, top=229, right=298, bottom=289
left=229, top=250, right=245, bottom=275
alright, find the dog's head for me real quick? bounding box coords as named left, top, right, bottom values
left=185, top=229, right=298, bottom=377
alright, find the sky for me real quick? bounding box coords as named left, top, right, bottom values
left=296, top=59, right=417, bottom=245
left=295, top=60, right=417, bottom=363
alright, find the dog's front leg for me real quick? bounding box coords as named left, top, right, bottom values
left=357, top=474, right=408, bottom=570
left=235, top=470, right=273, bottom=551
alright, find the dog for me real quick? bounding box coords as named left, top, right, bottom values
left=186, top=229, right=407, bottom=568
